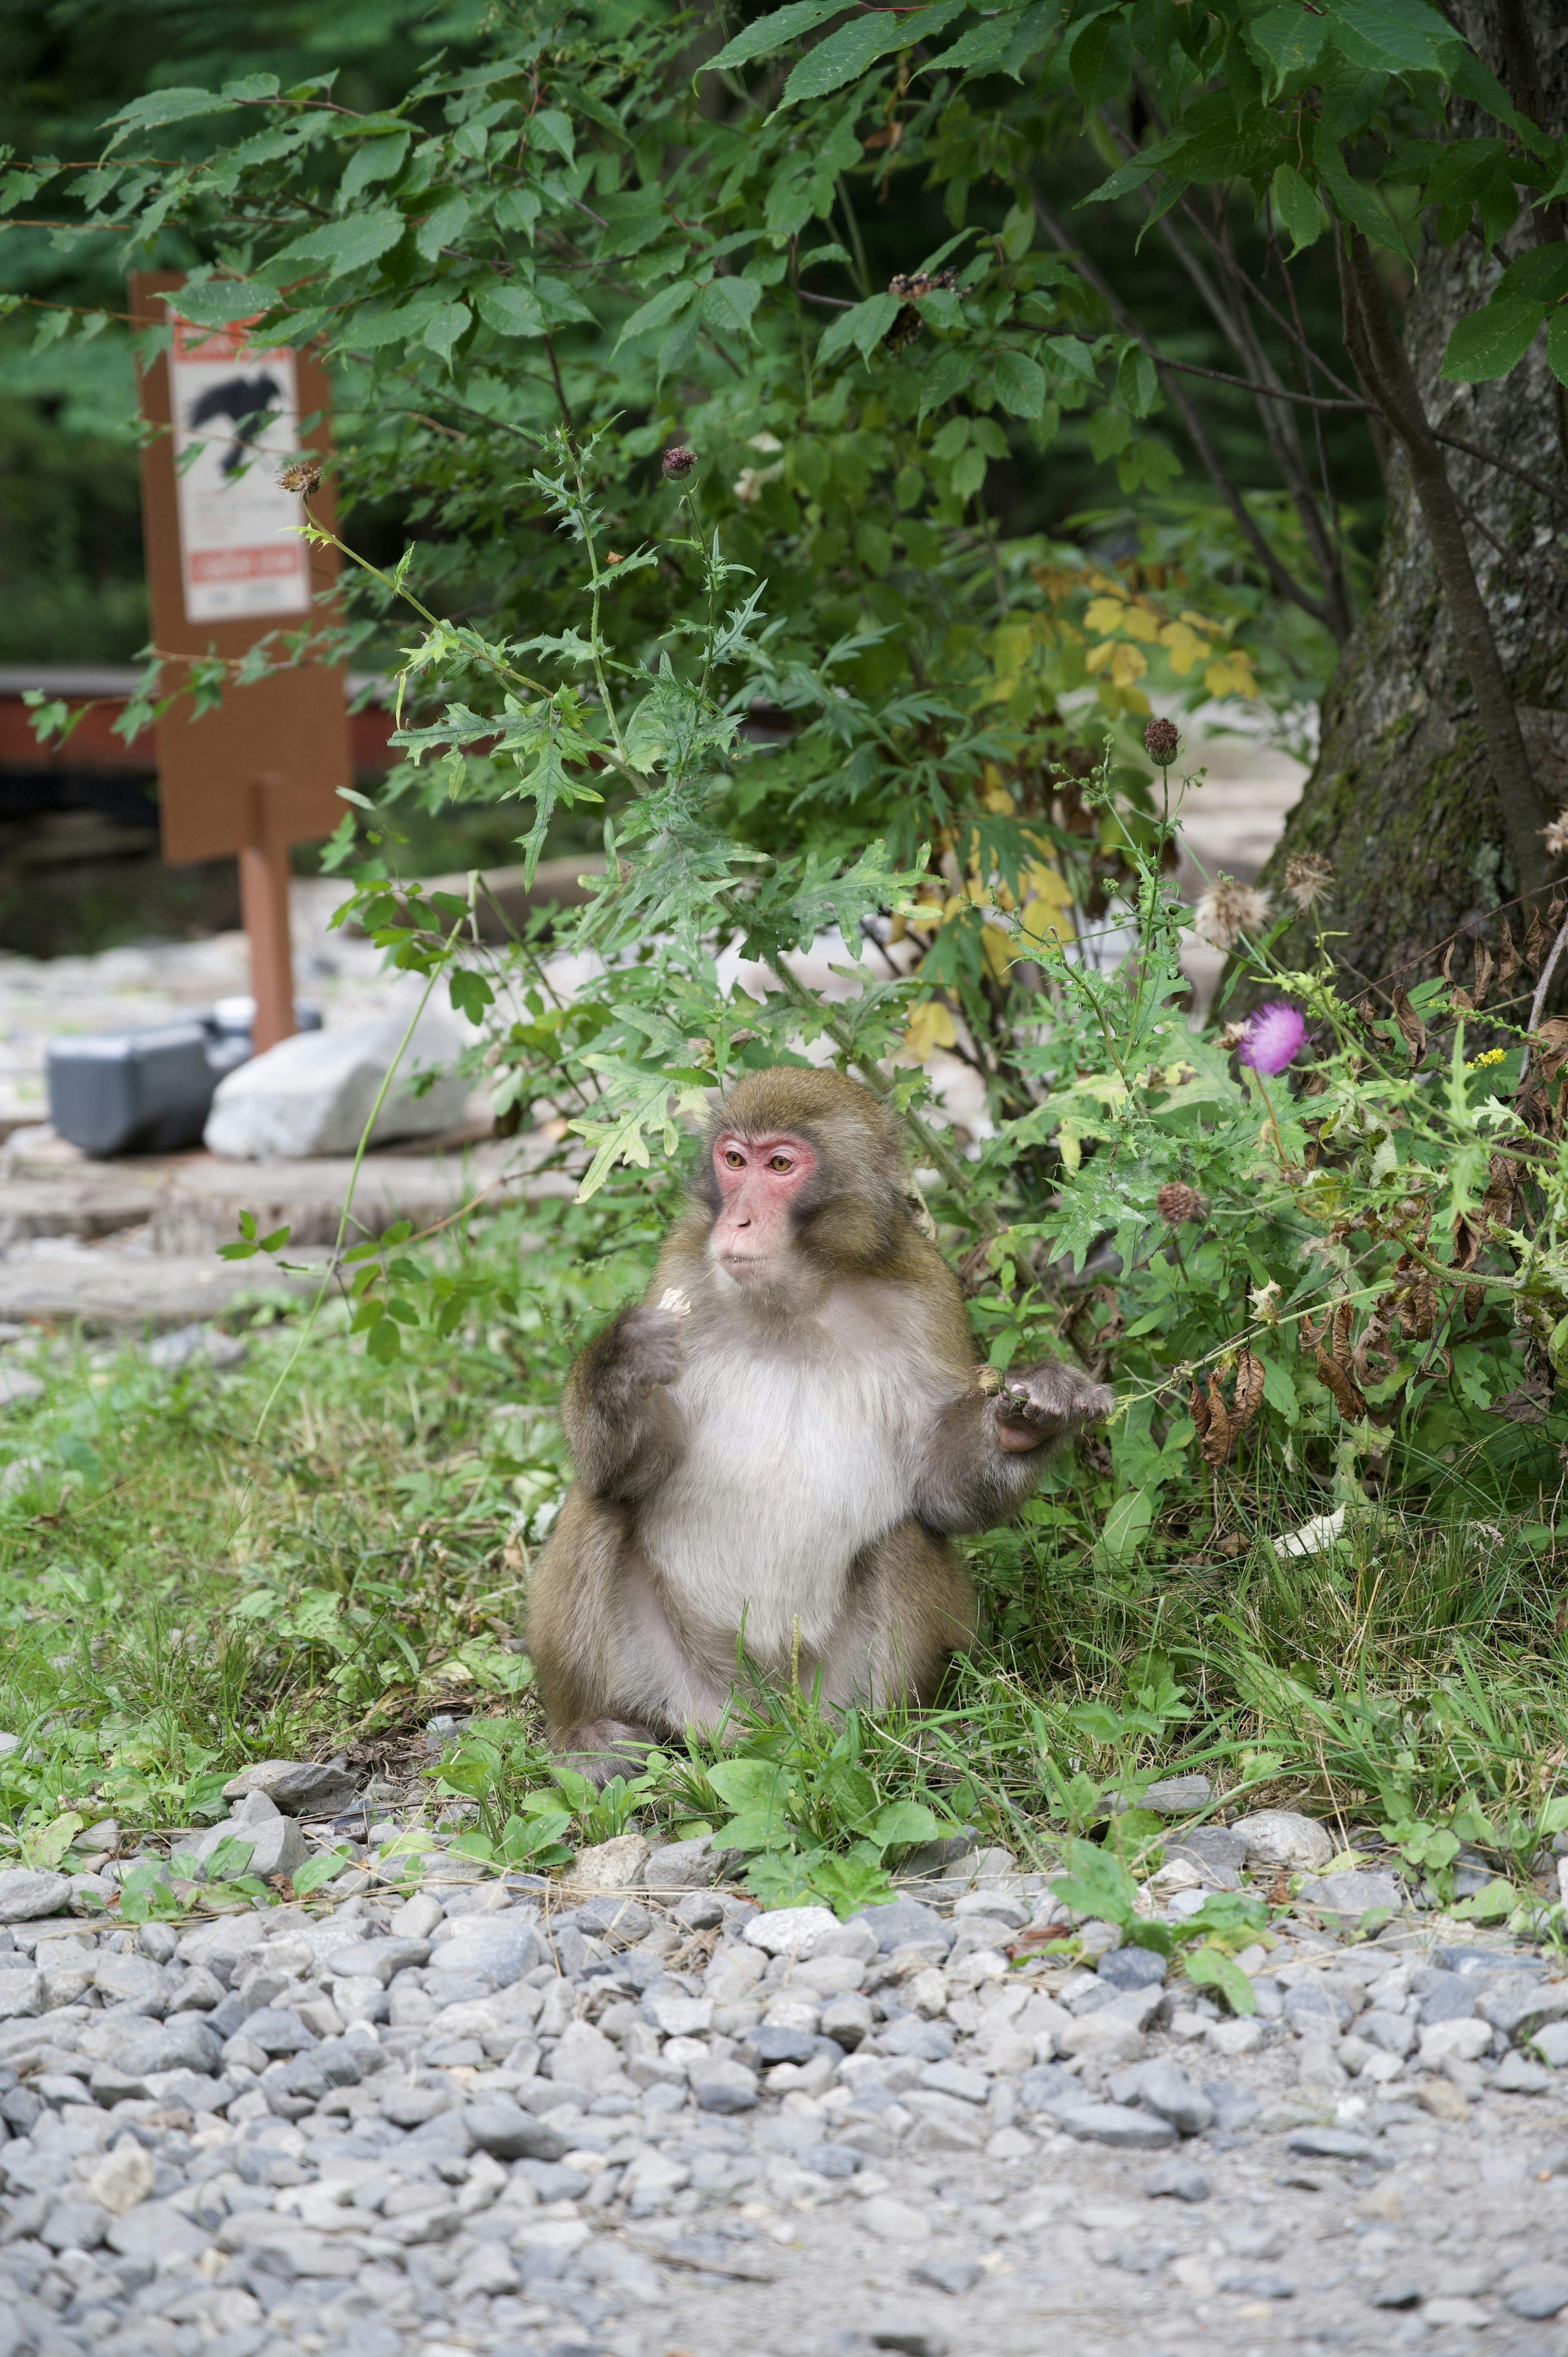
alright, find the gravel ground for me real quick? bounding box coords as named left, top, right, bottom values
left=2, top=1797, right=1567, bottom=2357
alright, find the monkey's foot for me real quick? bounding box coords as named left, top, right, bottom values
left=556, top=1717, right=662, bottom=1788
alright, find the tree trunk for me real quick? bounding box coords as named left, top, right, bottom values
left=1261, top=0, right=1568, bottom=1006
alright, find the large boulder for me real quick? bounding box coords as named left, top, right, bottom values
left=204, top=1009, right=469, bottom=1159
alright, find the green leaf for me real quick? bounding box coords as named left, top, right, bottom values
left=1271, top=161, right=1324, bottom=255
left=780, top=0, right=968, bottom=106
left=105, top=86, right=233, bottom=148
left=922, top=0, right=1060, bottom=81
left=702, top=276, right=762, bottom=340
left=994, top=347, right=1046, bottom=417
left=477, top=284, right=546, bottom=339
left=291, top=1844, right=353, bottom=1896
left=1247, top=4, right=1326, bottom=95
left=1448, top=1878, right=1516, bottom=1922
left=265, top=206, right=407, bottom=283
left=201, top=1835, right=256, bottom=1882
left=1050, top=1835, right=1138, bottom=1929
left=1549, top=312, right=1568, bottom=389
left=615, top=277, right=699, bottom=351
left=861, top=1800, right=940, bottom=1851
left=1094, top=1486, right=1156, bottom=1571
left=1185, top=1944, right=1256, bottom=2015
left=1067, top=9, right=1133, bottom=113
left=706, top=1757, right=786, bottom=1812
left=708, top=0, right=849, bottom=75
left=1496, top=242, right=1568, bottom=305
left=819, top=291, right=900, bottom=363
left=1326, top=0, right=1452, bottom=75
left=1440, top=297, right=1544, bottom=381
left=340, top=135, right=410, bottom=205
left=423, top=302, right=471, bottom=363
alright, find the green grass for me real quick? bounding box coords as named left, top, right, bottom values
left=1, top=1189, right=1565, bottom=1931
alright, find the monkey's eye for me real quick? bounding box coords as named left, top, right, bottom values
left=767, top=1154, right=794, bottom=1173
left=723, top=1149, right=746, bottom=1168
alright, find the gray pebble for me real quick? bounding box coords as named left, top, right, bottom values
left=1145, top=2159, right=1211, bottom=2201
left=1218, top=2269, right=1296, bottom=2298
left=912, top=2255, right=983, bottom=2295
left=1506, top=2272, right=1568, bottom=2319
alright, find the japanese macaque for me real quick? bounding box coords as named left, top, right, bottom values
left=528, top=1067, right=1113, bottom=1777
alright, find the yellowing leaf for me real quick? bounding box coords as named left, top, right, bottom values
left=1179, top=609, right=1221, bottom=634
left=1085, top=640, right=1115, bottom=675
left=1109, top=642, right=1148, bottom=688
left=1058, top=1125, right=1082, bottom=1173
left=981, top=923, right=1014, bottom=979
left=904, top=999, right=958, bottom=1061
left=1158, top=619, right=1209, bottom=674
left=1205, top=651, right=1258, bottom=698
left=981, top=761, right=1015, bottom=814
left=1024, top=861, right=1074, bottom=908
left=1121, top=604, right=1160, bottom=643
left=1084, top=594, right=1128, bottom=634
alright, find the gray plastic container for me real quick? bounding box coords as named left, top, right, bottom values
left=46, top=1001, right=321, bottom=1157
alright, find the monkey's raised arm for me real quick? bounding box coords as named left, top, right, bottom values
left=913, top=1360, right=1115, bottom=1534
left=561, top=1303, right=686, bottom=1501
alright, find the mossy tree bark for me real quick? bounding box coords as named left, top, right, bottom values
left=1261, top=0, right=1568, bottom=1006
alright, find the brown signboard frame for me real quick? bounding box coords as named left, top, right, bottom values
left=130, top=270, right=350, bottom=1047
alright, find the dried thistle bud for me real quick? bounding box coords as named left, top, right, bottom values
left=1157, top=1180, right=1206, bottom=1225
left=1193, top=876, right=1272, bottom=949
left=1143, top=715, right=1180, bottom=767
left=1283, top=851, right=1334, bottom=911
left=1543, top=807, right=1568, bottom=859
left=277, top=457, right=323, bottom=495
left=662, top=444, right=695, bottom=480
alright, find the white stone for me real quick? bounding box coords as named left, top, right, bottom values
left=561, top=1834, right=651, bottom=1895
left=204, top=1008, right=469, bottom=1159
left=87, top=2138, right=156, bottom=2216
left=1419, top=2017, right=1493, bottom=2068
left=1058, top=2012, right=1145, bottom=2065
left=743, top=1906, right=842, bottom=1959
left=1232, top=1811, right=1335, bottom=1872
left=1206, top=2017, right=1265, bottom=2056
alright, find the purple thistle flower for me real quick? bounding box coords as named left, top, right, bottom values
left=1237, top=1001, right=1307, bottom=1076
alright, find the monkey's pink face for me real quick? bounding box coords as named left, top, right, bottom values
left=710, top=1132, right=817, bottom=1276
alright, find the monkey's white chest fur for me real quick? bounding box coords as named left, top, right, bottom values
left=637, top=1306, right=931, bottom=1671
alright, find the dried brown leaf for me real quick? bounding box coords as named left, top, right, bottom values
left=1497, top=921, right=1521, bottom=1000
left=1331, top=1298, right=1355, bottom=1370
left=1200, top=1374, right=1233, bottom=1467
left=1472, top=938, right=1494, bottom=1006
left=1232, top=1349, right=1266, bottom=1429
left=1526, top=903, right=1552, bottom=974
left=1390, top=984, right=1427, bottom=1063
left=1315, top=1345, right=1369, bottom=1422
left=1534, top=1017, right=1568, bottom=1082
left=1189, top=1377, right=1211, bottom=1441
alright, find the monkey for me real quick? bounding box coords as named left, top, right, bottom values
left=527, top=1066, right=1114, bottom=1779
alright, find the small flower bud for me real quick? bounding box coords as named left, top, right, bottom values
left=662, top=445, right=695, bottom=480
left=1157, top=1181, right=1206, bottom=1226
left=1144, top=716, right=1180, bottom=768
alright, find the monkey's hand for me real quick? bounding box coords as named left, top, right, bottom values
left=613, top=1302, right=685, bottom=1388
left=994, top=1362, right=1115, bottom=1454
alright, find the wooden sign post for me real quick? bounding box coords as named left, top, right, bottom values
left=130, top=272, right=349, bottom=1051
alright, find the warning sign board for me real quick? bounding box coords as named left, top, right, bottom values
left=129, top=270, right=348, bottom=868
left=167, top=317, right=314, bottom=624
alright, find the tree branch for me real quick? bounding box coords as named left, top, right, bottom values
left=1032, top=194, right=1334, bottom=634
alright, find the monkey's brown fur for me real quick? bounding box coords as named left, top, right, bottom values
left=528, top=1068, right=1111, bottom=1775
